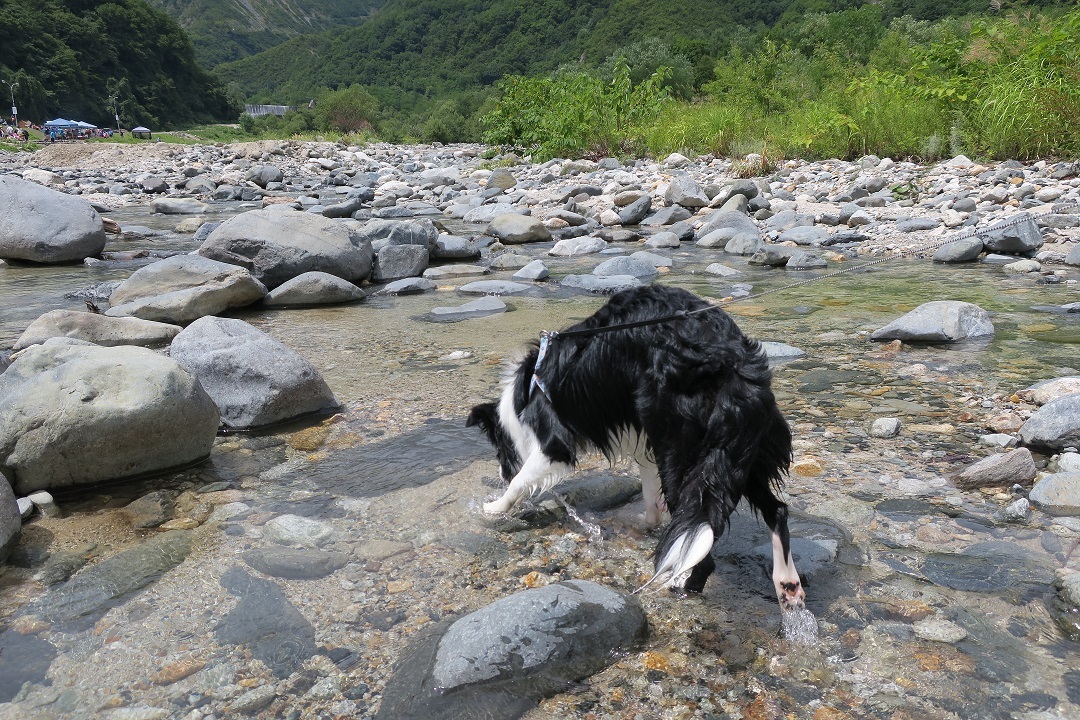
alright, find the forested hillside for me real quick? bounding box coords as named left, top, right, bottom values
left=148, top=0, right=385, bottom=67
left=0, top=0, right=238, bottom=128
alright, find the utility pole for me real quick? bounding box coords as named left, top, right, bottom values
left=109, top=94, right=120, bottom=133
left=2, top=80, right=17, bottom=130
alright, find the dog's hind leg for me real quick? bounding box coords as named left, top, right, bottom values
left=636, top=455, right=665, bottom=527
left=747, top=486, right=804, bottom=610
left=483, top=450, right=571, bottom=515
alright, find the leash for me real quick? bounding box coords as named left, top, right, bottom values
left=528, top=203, right=1079, bottom=396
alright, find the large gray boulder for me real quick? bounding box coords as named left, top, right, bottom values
left=371, top=244, right=429, bottom=282
left=170, top=317, right=338, bottom=430
left=150, top=198, right=208, bottom=215
left=105, top=254, right=267, bottom=324
left=664, top=173, right=708, bottom=208
left=376, top=580, right=646, bottom=720
left=262, top=272, right=365, bottom=307
left=980, top=214, right=1043, bottom=254
left=0, top=343, right=219, bottom=494
left=486, top=214, right=551, bottom=244
left=0, top=174, right=107, bottom=263
left=13, top=309, right=182, bottom=350
left=870, top=301, right=994, bottom=342
left=198, top=208, right=373, bottom=288
left=696, top=210, right=759, bottom=247
left=356, top=219, right=439, bottom=252
left=1019, top=394, right=1080, bottom=451
left=1, top=479, right=19, bottom=563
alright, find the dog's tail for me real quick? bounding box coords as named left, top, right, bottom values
left=636, top=521, right=715, bottom=593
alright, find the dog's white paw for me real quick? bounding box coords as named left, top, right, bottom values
left=777, top=580, right=806, bottom=611
left=482, top=499, right=507, bottom=515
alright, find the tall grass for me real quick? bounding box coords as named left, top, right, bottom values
left=485, top=8, right=1080, bottom=162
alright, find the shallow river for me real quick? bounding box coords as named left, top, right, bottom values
left=2, top=206, right=1079, bottom=720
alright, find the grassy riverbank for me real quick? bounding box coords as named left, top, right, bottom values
left=485, top=8, right=1080, bottom=162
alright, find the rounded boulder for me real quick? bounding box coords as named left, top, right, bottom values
left=198, top=208, right=373, bottom=289
left=169, top=317, right=339, bottom=430
left=0, top=175, right=107, bottom=263
left=0, top=344, right=219, bottom=494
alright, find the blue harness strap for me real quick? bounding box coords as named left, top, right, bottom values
left=529, top=331, right=556, bottom=400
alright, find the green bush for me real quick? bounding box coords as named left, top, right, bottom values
left=483, top=64, right=670, bottom=160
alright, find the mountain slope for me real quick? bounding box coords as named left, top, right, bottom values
left=214, top=0, right=745, bottom=102
left=148, top=0, right=385, bottom=67
left=0, top=0, right=237, bottom=128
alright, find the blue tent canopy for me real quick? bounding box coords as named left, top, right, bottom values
left=75, top=120, right=98, bottom=129
left=44, top=118, right=77, bottom=128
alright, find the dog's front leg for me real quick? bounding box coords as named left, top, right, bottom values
left=483, top=451, right=570, bottom=515
left=770, top=530, right=805, bottom=610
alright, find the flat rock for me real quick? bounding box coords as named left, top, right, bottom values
left=953, top=448, right=1037, bottom=490
left=0, top=344, right=218, bottom=494
left=560, top=274, right=642, bottom=293
left=198, top=208, right=373, bottom=288
left=170, top=317, right=338, bottom=430
left=378, top=278, right=436, bottom=295
left=704, top=263, right=743, bottom=277
left=1019, top=394, right=1080, bottom=451
left=870, top=301, right=994, bottom=342
left=761, top=341, right=806, bottom=361
left=1028, top=473, right=1080, bottom=516
left=262, top=271, right=365, bottom=307
left=549, top=236, right=606, bottom=256
left=105, top=255, right=267, bottom=325
left=592, top=256, right=658, bottom=280
left=243, top=547, right=350, bottom=579
left=457, top=280, right=532, bottom=296
left=13, top=309, right=181, bottom=350
left=150, top=198, right=208, bottom=215
left=431, top=297, right=508, bottom=321
left=0, top=174, right=107, bottom=263
left=1019, top=377, right=1080, bottom=405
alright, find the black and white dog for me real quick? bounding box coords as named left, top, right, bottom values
left=467, top=285, right=804, bottom=611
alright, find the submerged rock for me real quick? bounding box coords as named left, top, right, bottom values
left=376, top=580, right=646, bottom=720
left=27, top=530, right=192, bottom=625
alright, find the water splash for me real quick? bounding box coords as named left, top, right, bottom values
left=781, top=607, right=820, bottom=646
left=552, top=493, right=605, bottom=551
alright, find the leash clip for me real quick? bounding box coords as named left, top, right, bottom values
left=529, top=331, right=557, bottom=400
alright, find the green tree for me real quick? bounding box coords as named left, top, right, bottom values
left=316, top=84, right=378, bottom=132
